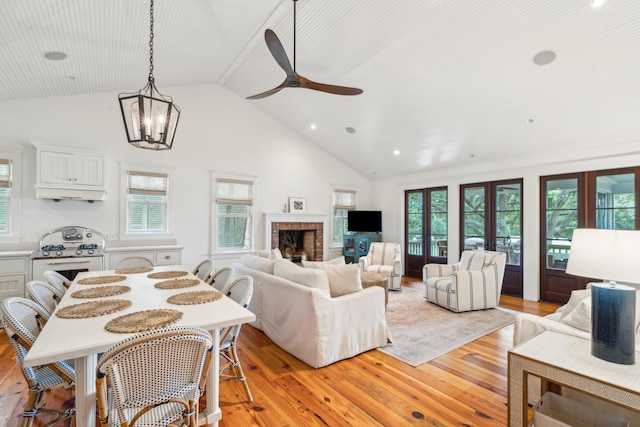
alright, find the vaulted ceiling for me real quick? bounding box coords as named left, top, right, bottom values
left=2, top=0, right=640, bottom=179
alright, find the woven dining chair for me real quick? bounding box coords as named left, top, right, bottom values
left=207, top=267, right=234, bottom=295
left=96, top=326, right=214, bottom=427
left=43, top=270, right=71, bottom=292
left=192, top=259, right=215, bottom=282
left=219, top=275, right=254, bottom=403
left=2, top=297, right=76, bottom=427
left=115, top=256, right=154, bottom=269
left=26, top=280, right=65, bottom=318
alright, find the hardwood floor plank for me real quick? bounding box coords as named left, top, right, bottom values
left=0, top=279, right=561, bottom=427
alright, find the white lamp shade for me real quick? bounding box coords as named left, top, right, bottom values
left=565, top=228, right=640, bottom=285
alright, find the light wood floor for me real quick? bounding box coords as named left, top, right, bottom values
left=0, top=277, right=559, bottom=426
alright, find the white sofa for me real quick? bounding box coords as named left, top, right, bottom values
left=232, top=255, right=390, bottom=368
left=513, top=286, right=640, bottom=404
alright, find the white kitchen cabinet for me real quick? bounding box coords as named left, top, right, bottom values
left=0, top=256, right=28, bottom=300
left=39, top=150, right=104, bottom=187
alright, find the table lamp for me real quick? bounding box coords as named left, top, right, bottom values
left=565, top=228, right=637, bottom=365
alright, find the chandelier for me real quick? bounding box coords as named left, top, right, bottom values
left=118, top=0, right=180, bottom=150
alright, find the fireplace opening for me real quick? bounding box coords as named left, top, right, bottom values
left=279, top=230, right=316, bottom=261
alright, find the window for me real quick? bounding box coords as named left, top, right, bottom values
left=127, top=171, right=168, bottom=233
left=216, top=178, right=253, bottom=251
left=332, top=189, right=356, bottom=246
left=0, top=159, right=11, bottom=234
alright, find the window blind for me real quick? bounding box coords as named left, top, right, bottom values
left=333, top=189, right=356, bottom=210
left=216, top=178, right=253, bottom=206
left=128, top=171, right=168, bottom=196
left=0, top=159, right=11, bottom=189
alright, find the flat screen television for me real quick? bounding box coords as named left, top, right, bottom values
left=347, top=210, right=382, bottom=233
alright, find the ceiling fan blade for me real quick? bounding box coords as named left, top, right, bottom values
left=299, top=75, right=363, bottom=96
left=246, top=79, right=289, bottom=100
left=264, top=29, right=294, bottom=78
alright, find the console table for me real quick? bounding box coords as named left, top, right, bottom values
left=508, top=330, right=640, bottom=426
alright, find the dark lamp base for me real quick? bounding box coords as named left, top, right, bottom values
left=591, top=282, right=636, bottom=365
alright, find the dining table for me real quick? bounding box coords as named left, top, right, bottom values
left=22, top=264, right=255, bottom=427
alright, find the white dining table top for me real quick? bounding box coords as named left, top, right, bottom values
left=23, top=265, right=255, bottom=368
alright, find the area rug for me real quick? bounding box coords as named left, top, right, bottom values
left=378, top=286, right=516, bottom=366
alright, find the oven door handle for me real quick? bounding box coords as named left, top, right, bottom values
left=41, top=259, right=93, bottom=265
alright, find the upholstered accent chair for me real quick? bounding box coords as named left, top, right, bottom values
left=359, top=242, right=403, bottom=291
left=423, top=250, right=507, bottom=312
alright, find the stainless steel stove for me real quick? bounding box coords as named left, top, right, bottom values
left=31, top=226, right=105, bottom=281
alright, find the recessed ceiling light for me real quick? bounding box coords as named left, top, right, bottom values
left=310, top=124, right=316, bottom=130
left=43, top=51, right=67, bottom=61
left=393, top=150, right=400, bottom=156
left=533, top=50, right=556, bottom=66
left=591, top=0, right=606, bottom=8
left=345, top=126, right=356, bottom=134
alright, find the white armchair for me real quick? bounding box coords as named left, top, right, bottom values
left=359, top=242, right=403, bottom=291
left=423, top=250, right=506, bottom=312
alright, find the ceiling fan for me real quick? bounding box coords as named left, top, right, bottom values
left=246, top=0, right=363, bottom=100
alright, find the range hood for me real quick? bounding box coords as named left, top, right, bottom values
left=36, top=187, right=106, bottom=202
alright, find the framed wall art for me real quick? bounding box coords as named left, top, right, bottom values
left=288, top=197, right=307, bottom=214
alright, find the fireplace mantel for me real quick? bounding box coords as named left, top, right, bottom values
left=264, top=213, right=329, bottom=261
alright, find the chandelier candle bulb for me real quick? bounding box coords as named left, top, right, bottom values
left=591, top=282, right=636, bottom=365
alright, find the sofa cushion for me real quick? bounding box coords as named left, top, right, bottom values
left=273, top=259, right=331, bottom=297
left=558, top=289, right=591, bottom=321
left=301, top=256, right=346, bottom=269
left=560, top=298, right=591, bottom=332
left=268, top=248, right=283, bottom=260
left=240, top=254, right=275, bottom=274
left=458, top=251, right=489, bottom=271
left=303, top=262, right=362, bottom=297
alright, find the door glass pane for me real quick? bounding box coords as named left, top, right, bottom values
left=407, top=191, right=423, bottom=256
left=545, top=178, right=578, bottom=269
left=463, top=187, right=485, bottom=250
left=429, top=189, right=447, bottom=257
left=495, top=183, right=521, bottom=265
left=596, top=173, right=635, bottom=230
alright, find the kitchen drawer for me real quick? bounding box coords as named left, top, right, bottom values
left=107, top=252, right=154, bottom=269
left=155, top=250, right=181, bottom=266
left=0, top=258, right=28, bottom=274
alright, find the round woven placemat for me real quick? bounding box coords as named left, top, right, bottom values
left=71, top=285, right=131, bottom=299
left=167, top=290, right=223, bottom=305
left=105, top=309, right=183, bottom=333
left=147, top=270, right=189, bottom=279
left=115, top=267, right=154, bottom=275
left=77, top=275, right=127, bottom=285
left=154, top=279, right=200, bottom=290
left=56, top=299, right=132, bottom=319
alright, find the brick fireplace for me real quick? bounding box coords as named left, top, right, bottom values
left=264, top=214, right=328, bottom=262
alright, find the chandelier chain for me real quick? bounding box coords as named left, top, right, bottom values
left=149, top=0, right=154, bottom=80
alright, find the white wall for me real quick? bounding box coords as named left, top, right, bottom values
left=372, top=139, right=640, bottom=301
left=0, top=84, right=371, bottom=268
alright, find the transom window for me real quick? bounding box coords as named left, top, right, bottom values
left=127, top=171, right=168, bottom=233
left=215, top=178, right=253, bottom=251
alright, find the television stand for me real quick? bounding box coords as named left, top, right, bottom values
left=343, top=232, right=381, bottom=264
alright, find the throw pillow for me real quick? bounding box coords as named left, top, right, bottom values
left=303, top=262, right=362, bottom=297
left=301, top=256, right=346, bottom=269
left=268, top=248, right=283, bottom=260
left=560, top=297, right=591, bottom=332
left=559, top=289, right=591, bottom=321
left=257, top=249, right=270, bottom=258
left=240, top=254, right=275, bottom=274
left=273, top=259, right=331, bottom=297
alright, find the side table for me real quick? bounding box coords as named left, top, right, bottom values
left=361, top=271, right=388, bottom=305
left=508, top=330, right=640, bottom=426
